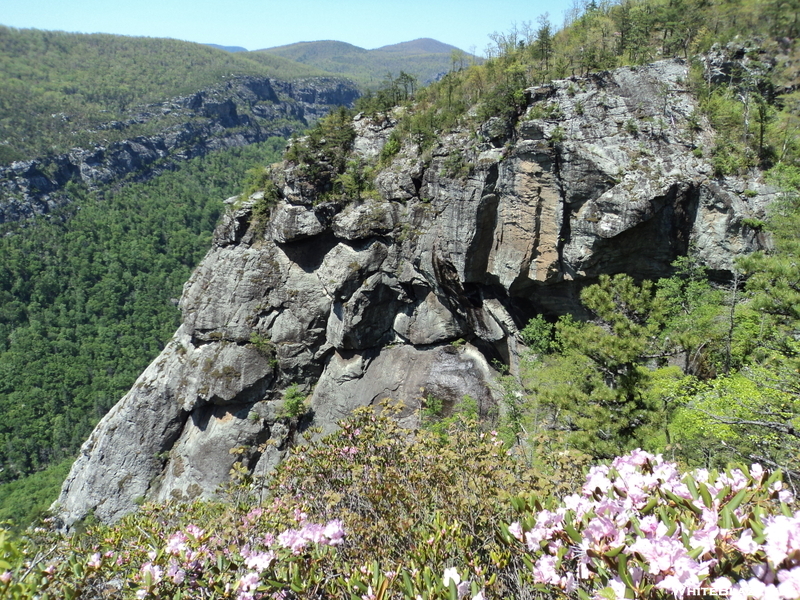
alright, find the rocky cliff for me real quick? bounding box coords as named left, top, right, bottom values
left=0, top=76, right=360, bottom=223
left=53, top=58, right=774, bottom=528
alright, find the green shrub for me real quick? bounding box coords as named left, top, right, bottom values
left=520, top=315, right=554, bottom=356
left=284, top=106, right=357, bottom=197
left=280, top=384, right=307, bottom=419
left=379, top=130, right=401, bottom=164
left=441, top=151, right=473, bottom=179
left=265, top=404, right=552, bottom=573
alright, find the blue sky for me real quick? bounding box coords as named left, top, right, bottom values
left=1, top=0, right=577, bottom=54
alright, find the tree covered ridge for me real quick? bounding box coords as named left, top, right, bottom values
left=253, top=38, right=477, bottom=88
left=347, top=0, right=798, bottom=180
left=0, top=26, right=323, bottom=163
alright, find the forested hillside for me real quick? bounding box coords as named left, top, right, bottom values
left=0, top=138, right=286, bottom=523
left=0, top=27, right=321, bottom=162
left=252, top=38, right=475, bottom=87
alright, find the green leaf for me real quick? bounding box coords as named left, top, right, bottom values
left=765, top=469, right=783, bottom=489
left=510, top=497, right=526, bottom=512
left=716, top=484, right=732, bottom=502
left=699, top=483, right=713, bottom=508
left=565, top=518, right=583, bottom=544
left=618, top=554, right=635, bottom=589
left=721, top=506, right=733, bottom=530
left=449, top=580, right=458, bottom=600
left=664, top=488, right=702, bottom=515
left=686, top=477, right=700, bottom=501
left=402, top=572, right=414, bottom=596
left=606, top=545, right=625, bottom=558
left=726, top=488, right=748, bottom=512
left=641, top=496, right=658, bottom=514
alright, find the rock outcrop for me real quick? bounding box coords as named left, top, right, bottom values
left=53, top=59, right=774, bottom=528
left=0, top=77, right=360, bottom=223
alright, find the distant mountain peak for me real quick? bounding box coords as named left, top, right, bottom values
left=252, top=38, right=477, bottom=87
left=256, top=40, right=368, bottom=54
left=204, top=43, right=249, bottom=53
left=373, top=38, right=464, bottom=54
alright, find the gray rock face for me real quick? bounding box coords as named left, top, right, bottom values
left=53, top=59, right=774, bottom=529
left=0, top=77, right=360, bottom=224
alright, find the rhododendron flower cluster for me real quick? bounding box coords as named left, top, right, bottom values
left=126, top=512, right=346, bottom=600
left=507, top=450, right=798, bottom=600
left=277, top=518, right=345, bottom=553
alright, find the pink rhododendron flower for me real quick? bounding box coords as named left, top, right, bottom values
left=735, top=530, right=761, bottom=555
left=718, top=469, right=749, bottom=493
left=612, top=448, right=656, bottom=468
left=599, top=576, right=628, bottom=600
left=563, top=493, right=592, bottom=517
left=237, top=572, right=260, bottom=600
left=511, top=451, right=797, bottom=600
left=508, top=521, right=523, bottom=541
left=532, top=555, right=560, bottom=585
left=277, top=528, right=308, bottom=553
left=185, top=524, right=204, bottom=539
left=166, top=560, right=185, bottom=585
left=764, top=514, right=800, bottom=566
left=245, top=551, right=275, bottom=572
left=639, top=515, right=660, bottom=536
left=691, top=522, right=721, bottom=556
left=140, top=562, right=163, bottom=585
left=584, top=516, right=619, bottom=545
left=293, top=508, right=308, bottom=523
left=584, top=465, right=613, bottom=494
left=87, top=552, right=102, bottom=569
left=628, top=534, right=695, bottom=575
left=300, top=523, right=327, bottom=544
left=730, top=577, right=780, bottom=600
left=340, top=446, right=359, bottom=459
left=777, top=566, right=800, bottom=599
left=561, top=571, right=578, bottom=593
left=323, top=519, right=345, bottom=545
left=166, top=531, right=188, bottom=555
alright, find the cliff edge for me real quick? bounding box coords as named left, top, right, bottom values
left=54, top=59, right=773, bottom=528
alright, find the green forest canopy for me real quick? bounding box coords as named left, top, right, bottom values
left=0, top=26, right=321, bottom=161
left=252, top=38, right=474, bottom=87
left=0, top=138, right=286, bottom=525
